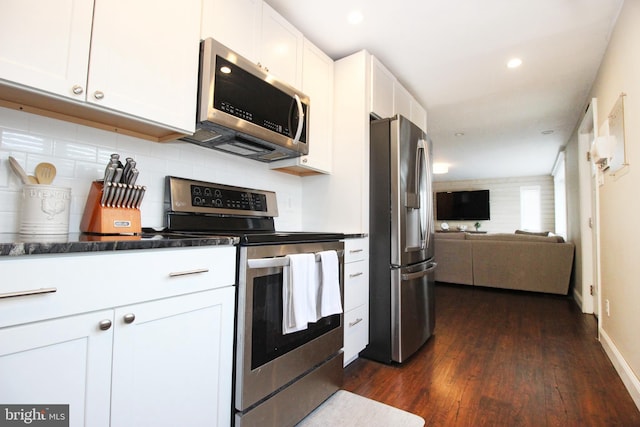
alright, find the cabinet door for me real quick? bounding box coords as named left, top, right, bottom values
left=270, top=38, right=333, bottom=175
left=300, top=39, right=333, bottom=173
left=344, top=304, right=369, bottom=366
left=411, top=98, right=428, bottom=132
left=202, top=0, right=262, bottom=63
left=0, top=310, right=114, bottom=427
left=0, top=0, right=93, bottom=100
left=260, top=3, right=303, bottom=87
left=110, top=287, right=235, bottom=427
left=88, top=0, right=201, bottom=132
left=394, top=81, right=412, bottom=120
left=370, top=56, right=395, bottom=119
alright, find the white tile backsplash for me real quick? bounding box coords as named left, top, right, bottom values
left=0, top=106, right=303, bottom=233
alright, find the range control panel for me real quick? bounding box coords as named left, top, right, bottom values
left=190, top=184, right=267, bottom=211
left=164, top=176, right=278, bottom=217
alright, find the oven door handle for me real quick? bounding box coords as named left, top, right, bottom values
left=247, top=250, right=344, bottom=269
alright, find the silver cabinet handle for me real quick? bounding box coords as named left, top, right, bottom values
left=349, top=318, right=363, bottom=327
left=168, top=268, right=209, bottom=277
left=72, top=85, right=84, bottom=95
left=98, top=319, right=112, bottom=331
left=94, top=91, right=104, bottom=100
left=349, top=272, right=364, bottom=278
left=0, top=287, right=57, bottom=299
left=123, top=313, right=136, bottom=324
left=349, top=249, right=364, bottom=254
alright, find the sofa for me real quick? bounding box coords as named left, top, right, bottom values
left=434, top=232, right=575, bottom=295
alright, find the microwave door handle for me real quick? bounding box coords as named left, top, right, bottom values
left=292, top=94, right=304, bottom=144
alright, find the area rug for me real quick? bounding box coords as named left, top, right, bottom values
left=296, top=390, right=425, bottom=426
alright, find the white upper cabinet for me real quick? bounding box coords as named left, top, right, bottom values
left=0, top=0, right=94, bottom=100
left=393, top=81, right=412, bottom=121
left=369, top=55, right=428, bottom=132
left=203, top=0, right=303, bottom=88
left=370, top=56, right=395, bottom=119
left=201, top=0, right=262, bottom=63
left=259, top=3, right=304, bottom=88
left=410, top=98, right=428, bottom=132
left=89, top=0, right=201, bottom=133
left=0, top=0, right=201, bottom=137
left=271, top=38, right=333, bottom=175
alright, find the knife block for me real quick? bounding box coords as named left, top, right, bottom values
left=80, top=181, right=141, bottom=235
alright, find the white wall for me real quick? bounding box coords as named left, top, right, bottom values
left=0, top=107, right=303, bottom=233
left=576, top=0, right=640, bottom=407
left=433, top=176, right=555, bottom=234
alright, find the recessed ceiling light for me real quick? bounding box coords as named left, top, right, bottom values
left=541, top=130, right=554, bottom=135
left=433, top=163, right=449, bottom=174
left=454, top=132, right=465, bottom=137
left=507, top=58, right=522, bottom=69
left=348, top=10, right=364, bottom=25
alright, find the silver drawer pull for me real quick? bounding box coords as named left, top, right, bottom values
left=0, top=287, right=57, bottom=299
left=168, top=268, right=209, bottom=278
left=349, top=272, right=364, bottom=278
left=349, top=249, right=364, bottom=253
left=349, top=318, right=363, bottom=327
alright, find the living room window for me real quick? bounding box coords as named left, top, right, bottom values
left=520, top=185, right=541, bottom=231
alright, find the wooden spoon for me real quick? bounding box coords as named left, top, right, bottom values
left=34, top=162, right=57, bottom=185
left=8, top=156, right=30, bottom=185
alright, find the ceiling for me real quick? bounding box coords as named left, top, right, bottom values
left=264, top=0, right=623, bottom=181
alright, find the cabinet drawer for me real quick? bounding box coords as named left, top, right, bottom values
left=0, top=246, right=236, bottom=328
left=344, top=260, right=368, bottom=312
left=343, top=304, right=369, bottom=365
left=344, top=238, right=368, bottom=263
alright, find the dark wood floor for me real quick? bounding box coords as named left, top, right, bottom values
left=343, top=283, right=640, bottom=427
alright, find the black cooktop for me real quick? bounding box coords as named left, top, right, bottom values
left=146, top=228, right=343, bottom=246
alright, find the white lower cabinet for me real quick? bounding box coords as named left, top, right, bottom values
left=0, top=310, right=114, bottom=426
left=0, top=246, right=236, bottom=427
left=110, top=288, right=235, bottom=427
left=342, top=238, right=369, bottom=366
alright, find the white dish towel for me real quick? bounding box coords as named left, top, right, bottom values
left=318, top=250, right=343, bottom=317
left=282, top=253, right=316, bottom=334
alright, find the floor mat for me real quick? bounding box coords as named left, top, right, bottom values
left=296, top=390, right=425, bottom=426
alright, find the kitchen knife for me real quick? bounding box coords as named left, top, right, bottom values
left=112, top=167, right=123, bottom=185
left=103, top=165, right=116, bottom=184
left=106, top=182, right=119, bottom=207
left=101, top=181, right=112, bottom=206
left=136, top=186, right=146, bottom=209
left=127, top=168, right=139, bottom=186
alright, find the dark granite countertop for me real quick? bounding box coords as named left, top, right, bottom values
left=343, top=233, right=368, bottom=239
left=0, top=231, right=239, bottom=257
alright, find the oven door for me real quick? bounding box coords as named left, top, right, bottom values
left=235, top=241, right=344, bottom=412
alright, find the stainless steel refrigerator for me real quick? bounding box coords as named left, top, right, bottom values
left=362, top=114, right=436, bottom=364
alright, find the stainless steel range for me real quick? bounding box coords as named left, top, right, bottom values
left=163, top=176, right=345, bottom=427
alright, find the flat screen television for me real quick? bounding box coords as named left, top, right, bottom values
left=436, top=190, right=490, bottom=221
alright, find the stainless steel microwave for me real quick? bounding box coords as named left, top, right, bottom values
left=180, top=38, right=310, bottom=162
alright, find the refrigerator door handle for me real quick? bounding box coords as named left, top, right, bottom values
left=404, top=137, right=432, bottom=252
left=401, top=262, right=437, bottom=281
left=420, top=137, right=435, bottom=252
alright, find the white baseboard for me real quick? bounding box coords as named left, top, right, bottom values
left=573, top=288, right=584, bottom=311
left=599, top=327, right=640, bottom=410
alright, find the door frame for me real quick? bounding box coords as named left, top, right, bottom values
left=577, top=99, right=600, bottom=322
